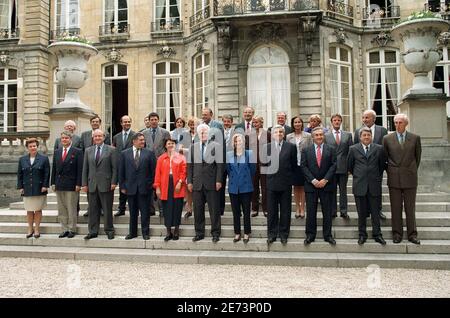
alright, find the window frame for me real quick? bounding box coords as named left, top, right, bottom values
left=433, top=47, right=450, bottom=117
left=154, top=0, right=181, bottom=31
left=0, top=67, right=18, bottom=132
left=193, top=52, right=211, bottom=118
left=55, top=0, right=80, bottom=30
left=103, top=0, right=128, bottom=26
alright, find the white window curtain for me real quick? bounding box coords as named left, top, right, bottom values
left=330, top=63, right=339, bottom=113
left=369, top=68, right=380, bottom=107
left=385, top=67, right=398, bottom=104
left=105, top=0, right=115, bottom=24
left=248, top=68, right=268, bottom=124
left=271, top=67, right=289, bottom=122
left=170, top=77, right=180, bottom=119
left=0, top=0, right=9, bottom=29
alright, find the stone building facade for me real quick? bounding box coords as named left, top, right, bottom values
left=0, top=0, right=449, bottom=138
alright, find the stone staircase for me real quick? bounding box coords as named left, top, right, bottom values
left=0, top=179, right=450, bottom=269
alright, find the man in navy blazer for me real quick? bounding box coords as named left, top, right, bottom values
left=302, top=127, right=337, bottom=245
left=119, top=132, right=157, bottom=240
left=51, top=131, right=83, bottom=238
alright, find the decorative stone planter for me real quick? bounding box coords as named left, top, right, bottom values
left=47, top=41, right=98, bottom=109
left=391, top=18, right=449, bottom=95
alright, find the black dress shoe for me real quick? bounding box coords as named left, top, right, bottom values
left=26, top=231, right=34, bottom=239
left=340, top=212, right=350, bottom=219
left=358, top=236, right=367, bottom=245
left=325, top=237, right=336, bottom=245
left=233, top=235, right=241, bottom=243
left=304, top=237, right=314, bottom=245
left=164, top=234, right=173, bottom=241
left=114, top=211, right=125, bottom=217
left=212, top=236, right=220, bottom=243
left=107, top=232, right=114, bottom=240
left=243, top=235, right=250, bottom=244
left=184, top=211, right=192, bottom=219
left=149, top=211, right=156, bottom=216
left=266, top=237, right=276, bottom=244
left=380, top=212, right=387, bottom=220
left=408, top=237, right=421, bottom=245
left=59, top=231, right=69, bottom=238
left=281, top=238, right=288, bottom=245
left=143, top=235, right=150, bottom=240
left=374, top=236, right=386, bottom=245
left=393, top=237, right=402, bottom=244
left=84, top=233, right=97, bottom=240
left=192, top=235, right=204, bottom=242
left=67, top=232, right=75, bottom=238
left=33, top=233, right=41, bottom=239
left=172, top=234, right=179, bottom=241
left=125, top=234, right=137, bottom=240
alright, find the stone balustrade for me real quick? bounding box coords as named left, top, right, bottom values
left=0, top=132, right=50, bottom=158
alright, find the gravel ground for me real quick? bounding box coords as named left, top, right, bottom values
left=0, top=258, right=449, bottom=298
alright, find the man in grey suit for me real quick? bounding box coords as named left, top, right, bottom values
left=188, top=124, right=224, bottom=243
left=53, top=120, right=81, bottom=150
left=79, top=115, right=111, bottom=152
left=325, top=114, right=352, bottom=219
left=112, top=115, right=135, bottom=217
left=82, top=129, right=118, bottom=240
left=353, top=109, right=388, bottom=220
left=348, top=127, right=386, bottom=245
left=235, top=106, right=255, bottom=135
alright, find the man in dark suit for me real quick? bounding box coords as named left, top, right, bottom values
left=302, top=127, right=337, bottom=245
left=79, top=115, right=111, bottom=152
left=53, top=120, right=81, bottom=150
left=262, top=125, right=297, bottom=245
left=82, top=129, right=118, bottom=240
left=119, top=132, right=156, bottom=240
left=51, top=131, right=83, bottom=238
left=112, top=115, right=135, bottom=217
left=353, top=109, right=388, bottom=220
left=187, top=124, right=224, bottom=243
left=268, top=111, right=292, bottom=136
left=383, top=113, right=422, bottom=245
left=348, top=127, right=386, bottom=245
left=325, top=114, right=352, bottom=219
left=235, top=106, right=255, bottom=135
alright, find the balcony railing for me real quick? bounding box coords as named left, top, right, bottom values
left=50, top=27, right=80, bottom=41
left=151, top=20, right=183, bottom=36
left=190, top=4, right=211, bottom=30
left=98, top=23, right=130, bottom=41
left=0, top=28, right=19, bottom=40
left=362, top=6, right=400, bottom=28
left=424, top=3, right=450, bottom=20
left=0, top=132, right=49, bottom=157
left=213, top=0, right=319, bottom=16
left=327, top=0, right=353, bottom=18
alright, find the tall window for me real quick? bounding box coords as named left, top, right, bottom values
left=193, top=53, right=210, bottom=117
left=104, top=0, right=128, bottom=33
left=103, top=63, right=128, bottom=135
left=154, top=61, right=182, bottom=130
left=56, top=0, right=79, bottom=31
left=329, top=45, right=353, bottom=132
left=0, top=68, right=18, bottom=132
left=427, top=0, right=450, bottom=12
left=367, top=49, right=400, bottom=131
left=433, top=47, right=450, bottom=117
left=53, top=69, right=65, bottom=105
left=0, top=0, right=18, bottom=38
left=155, top=0, right=181, bottom=31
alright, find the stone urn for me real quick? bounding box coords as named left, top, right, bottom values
left=47, top=41, right=98, bottom=109
left=392, top=18, right=449, bottom=96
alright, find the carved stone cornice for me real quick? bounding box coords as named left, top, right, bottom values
left=249, top=22, right=287, bottom=44
left=438, top=31, right=450, bottom=47
left=0, top=50, right=10, bottom=65
left=195, top=34, right=206, bottom=52
left=333, top=28, right=347, bottom=44
left=157, top=44, right=176, bottom=59
left=217, top=22, right=232, bottom=70
left=371, top=31, right=393, bottom=47
left=103, top=48, right=123, bottom=62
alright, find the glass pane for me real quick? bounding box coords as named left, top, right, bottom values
left=105, top=0, right=114, bottom=11
left=0, top=69, right=4, bottom=81
left=7, top=112, right=16, bottom=128
left=249, top=48, right=267, bottom=65
left=156, top=62, right=166, bottom=75
left=340, top=48, right=349, bottom=62
left=204, top=53, right=210, bottom=66
left=269, top=47, right=288, bottom=64
left=329, top=46, right=336, bottom=60
left=118, top=9, right=127, bottom=22
left=118, top=0, right=128, bottom=9
left=195, top=72, right=203, bottom=88
left=8, top=84, right=17, bottom=98
left=341, top=66, right=349, bottom=82
left=341, top=83, right=350, bottom=99
left=369, top=51, right=380, bottom=64
left=118, top=64, right=127, bottom=76
left=170, top=62, right=180, bottom=74
left=8, top=69, right=17, bottom=80
left=8, top=98, right=17, bottom=112
left=195, top=55, right=202, bottom=69
left=156, top=78, right=166, bottom=92
left=0, top=111, right=3, bottom=129
left=385, top=50, right=397, bottom=63
left=170, top=78, right=180, bottom=93
left=105, top=65, right=114, bottom=77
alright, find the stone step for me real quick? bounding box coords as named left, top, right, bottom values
left=0, top=210, right=449, bottom=227
left=0, top=233, right=449, bottom=255
left=0, top=223, right=448, bottom=240
left=0, top=245, right=449, bottom=269
left=9, top=201, right=450, bottom=212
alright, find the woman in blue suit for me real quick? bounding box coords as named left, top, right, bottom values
left=17, top=138, right=50, bottom=238
left=227, top=133, right=256, bottom=243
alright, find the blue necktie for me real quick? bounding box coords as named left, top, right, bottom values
left=152, top=128, right=156, bottom=142
left=202, top=143, right=206, bottom=162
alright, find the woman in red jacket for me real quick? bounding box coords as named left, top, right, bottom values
left=154, top=138, right=187, bottom=241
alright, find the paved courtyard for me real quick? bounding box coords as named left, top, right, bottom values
left=0, top=258, right=449, bottom=298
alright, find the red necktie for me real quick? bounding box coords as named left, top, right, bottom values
left=335, top=131, right=340, bottom=145
left=62, top=148, right=68, bottom=161
left=316, top=145, right=322, bottom=168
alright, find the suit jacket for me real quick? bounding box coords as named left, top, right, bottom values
left=153, top=152, right=186, bottom=199
left=142, top=126, right=171, bottom=158
left=54, top=134, right=81, bottom=151
left=383, top=131, right=421, bottom=189
left=347, top=143, right=386, bottom=196
left=262, top=141, right=297, bottom=191
left=82, top=144, right=118, bottom=193
left=112, top=129, right=135, bottom=153
left=354, top=125, right=388, bottom=145
left=226, top=150, right=256, bottom=194
left=187, top=141, right=224, bottom=191
left=17, top=153, right=50, bottom=196
left=80, top=130, right=111, bottom=151
left=206, top=119, right=224, bottom=132
left=119, top=147, right=156, bottom=196
left=286, top=131, right=312, bottom=165
left=325, top=130, right=353, bottom=174
left=51, top=146, right=83, bottom=191
left=301, top=143, right=337, bottom=193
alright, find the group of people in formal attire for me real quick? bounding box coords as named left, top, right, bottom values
left=17, top=107, right=422, bottom=246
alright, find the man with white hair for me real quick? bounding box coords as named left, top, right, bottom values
left=54, top=120, right=81, bottom=150
left=383, top=113, right=422, bottom=245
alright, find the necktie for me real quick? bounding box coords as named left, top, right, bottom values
left=399, top=133, right=404, bottom=145
left=62, top=148, right=68, bottom=161
left=335, top=131, right=340, bottom=145
left=134, top=149, right=140, bottom=167
left=365, top=146, right=369, bottom=157
left=316, top=145, right=322, bottom=168
left=152, top=128, right=156, bottom=142
left=278, top=142, right=282, bottom=152
left=95, top=146, right=101, bottom=164
left=123, top=132, right=128, bottom=145
left=201, top=143, right=206, bottom=162
left=246, top=122, right=250, bottom=133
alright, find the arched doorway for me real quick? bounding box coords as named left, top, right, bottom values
left=247, top=45, right=290, bottom=128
